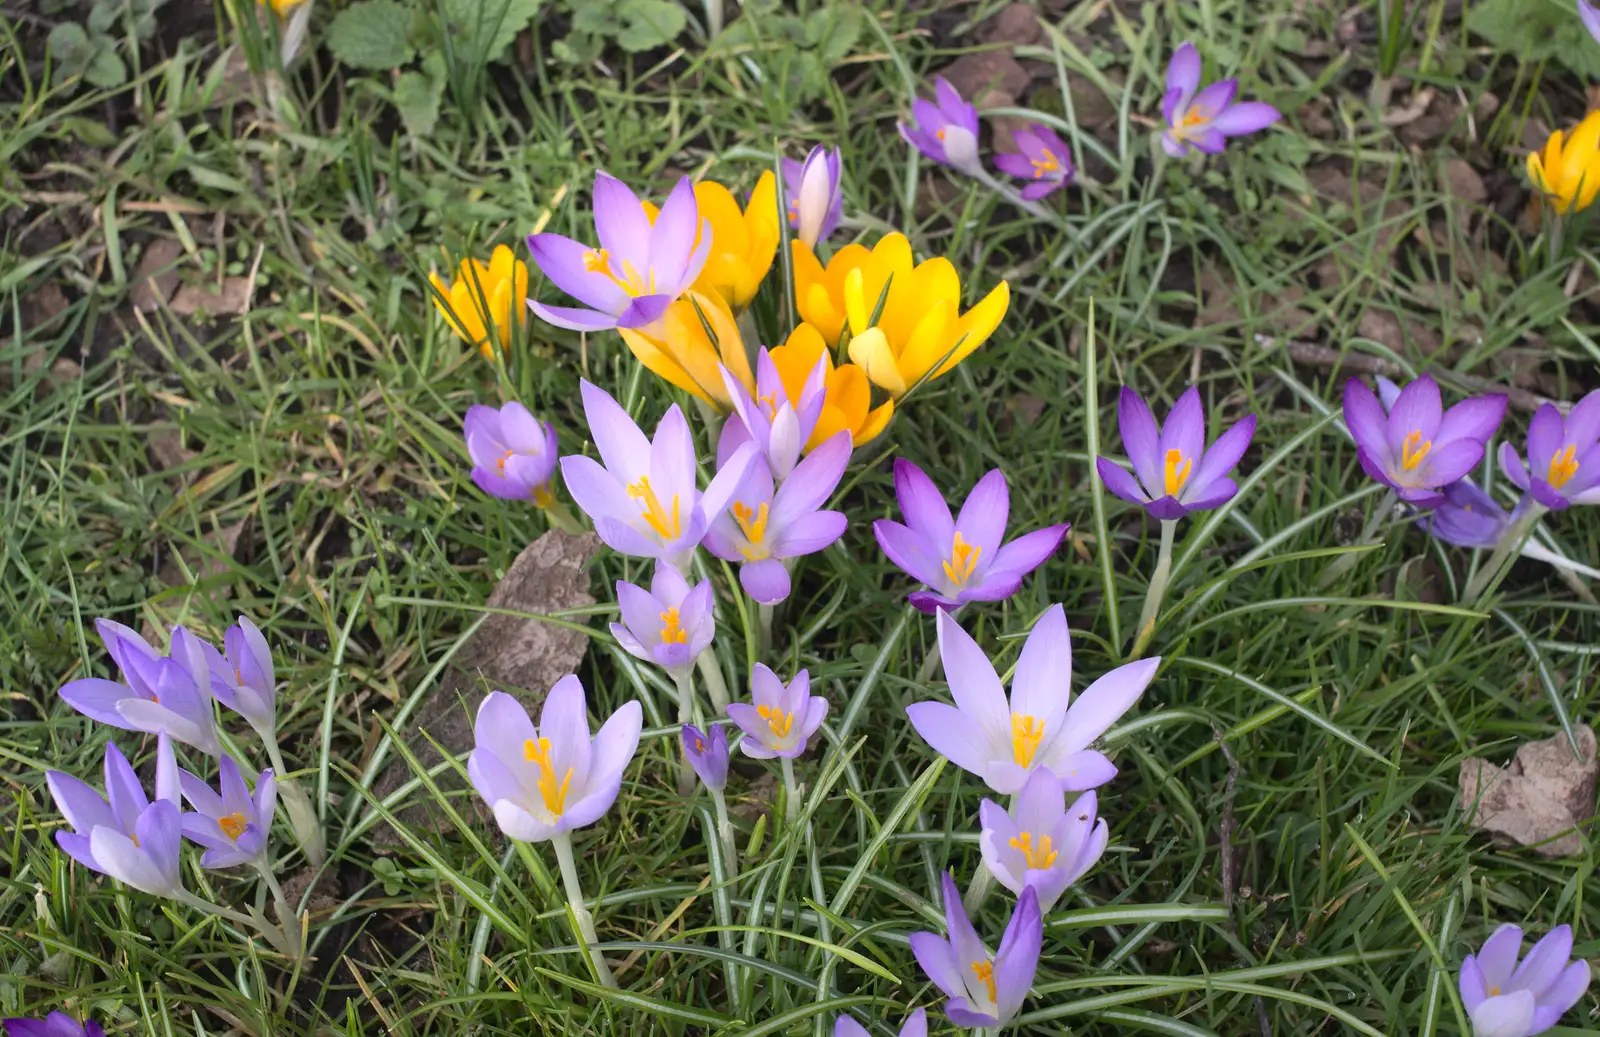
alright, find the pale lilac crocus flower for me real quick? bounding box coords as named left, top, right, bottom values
left=681, top=723, right=728, bottom=791
left=718, top=351, right=827, bottom=482
left=993, top=123, right=1075, bottom=200
left=46, top=736, right=183, bottom=898
left=1097, top=386, right=1257, bottom=519
left=611, top=564, right=715, bottom=680
left=874, top=459, right=1068, bottom=613
left=525, top=171, right=711, bottom=331
left=835, top=1009, right=926, bottom=1037
left=198, top=615, right=276, bottom=742
left=1344, top=375, right=1507, bottom=507
left=59, top=621, right=220, bottom=756
left=1459, top=924, right=1590, bottom=1036
left=1161, top=41, right=1281, bottom=157
left=979, top=767, right=1107, bottom=915
left=179, top=757, right=276, bottom=869
left=560, top=380, right=756, bottom=573
left=464, top=401, right=560, bottom=505
left=910, top=873, right=1042, bottom=1029
left=703, top=434, right=851, bottom=605
left=907, top=604, right=1156, bottom=793
left=898, top=77, right=983, bottom=176
left=782, top=145, right=843, bottom=249
left=726, top=664, right=827, bottom=760
left=2, top=1013, right=108, bottom=1037
left=1499, top=390, right=1600, bottom=510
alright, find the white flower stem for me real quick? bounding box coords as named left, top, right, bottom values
left=264, top=740, right=326, bottom=868
left=540, top=498, right=586, bottom=536
left=962, top=861, right=994, bottom=916
left=551, top=832, right=617, bottom=988
left=1130, top=518, right=1178, bottom=659
left=255, top=859, right=301, bottom=956
left=674, top=668, right=699, bottom=795
left=710, top=786, right=739, bottom=880
left=780, top=756, right=801, bottom=828
left=757, top=602, right=775, bottom=658
left=696, top=648, right=731, bottom=713
left=176, top=888, right=296, bottom=958
left=1464, top=504, right=1547, bottom=605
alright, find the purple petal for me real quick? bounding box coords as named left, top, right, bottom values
left=1188, top=126, right=1229, bottom=154
left=937, top=610, right=1010, bottom=735
left=1343, top=381, right=1389, bottom=457
left=1165, top=43, right=1202, bottom=110
left=1538, top=960, right=1591, bottom=1019
left=1019, top=181, right=1064, bottom=201
left=1421, top=439, right=1486, bottom=487
left=776, top=511, right=847, bottom=557
left=617, top=294, right=674, bottom=329
left=1161, top=129, right=1189, bottom=158
left=591, top=171, right=652, bottom=269
left=1511, top=925, right=1573, bottom=997
left=1212, top=101, right=1281, bottom=137
left=726, top=702, right=777, bottom=758
left=906, top=701, right=994, bottom=776
left=944, top=1002, right=1001, bottom=1029
left=1187, top=79, right=1239, bottom=121
left=1583, top=0, right=1600, bottom=43
left=1117, top=387, right=1163, bottom=495
left=894, top=459, right=955, bottom=546
left=1566, top=387, right=1600, bottom=446
left=992, top=152, right=1036, bottom=179
left=955, top=470, right=1010, bottom=561
left=46, top=771, right=115, bottom=834
left=1052, top=749, right=1118, bottom=790
left=472, top=691, right=537, bottom=790
left=1526, top=403, right=1566, bottom=475
left=986, top=524, right=1068, bottom=579
left=648, top=177, right=703, bottom=295
left=1180, top=479, right=1239, bottom=512
left=582, top=700, right=642, bottom=799
left=538, top=675, right=592, bottom=786
left=1010, top=604, right=1073, bottom=725
left=1437, top=395, right=1507, bottom=447
left=527, top=233, right=628, bottom=314
left=740, top=559, right=792, bottom=605
left=1096, top=457, right=1152, bottom=507
left=1460, top=956, right=1488, bottom=1011
left=1185, top=415, right=1256, bottom=500
left=702, top=442, right=760, bottom=527
left=907, top=590, right=961, bottom=613
left=58, top=679, right=136, bottom=728
left=1386, top=375, right=1443, bottom=453
left=1476, top=924, right=1524, bottom=988
left=1469, top=992, right=1535, bottom=1037
left=1055, top=658, right=1158, bottom=755
left=908, top=929, right=965, bottom=1002
left=527, top=299, right=619, bottom=332
left=992, top=886, right=1042, bottom=1024
left=1159, top=386, right=1206, bottom=473
left=771, top=432, right=850, bottom=528
left=874, top=519, right=945, bottom=587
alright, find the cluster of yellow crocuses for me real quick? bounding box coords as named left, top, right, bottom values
left=428, top=167, right=1009, bottom=451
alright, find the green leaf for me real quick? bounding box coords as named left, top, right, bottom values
left=612, top=0, right=686, bottom=52
left=440, top=0, right=543, bottom=64
left=393, top=69, right=444, bottom=138
left=806, top=4, right=862, bottom=64
left=84, top=41, right=127, bottom=87
left=327, top=0, right=416, bottom=70
left=47, top=22, right=93, bottom=81
left=1466, top=0, right=1600, bottom=78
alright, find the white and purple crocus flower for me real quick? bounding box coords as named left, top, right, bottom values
left=1344, top=375, right=1507, bottom=508
left=719, top=351, right=828, bottom=483
left=680, top=723, right=729, bottom=791
left=911, top=873, right=1042, bottom=1030
left=464, top=401, right=560, bottom=506
left=1582, top=0, right=1600, bottom=44
left=179, top=757, right=276, bottom=870
left=874, top=459, right=1068, bottom=613
left=1499, top=390, right=1600, bottom=510
left=199, top=615, right=277, bottom=743
left=1458, top=923, right=1590, bottom=1037
left=46, top=736, right=184, bottom=898
left=1160, top=41, right=1281, bottom=157
left=526, top=171, right=711, bottom=331
left=560, top=380, right=756, bottom=573
left=59, top=621, right=221, bottom=757
left=726, top=664, right=828, bottom=759
left=1097, top=386, right=1257, bottom=520
left=907, top=604, right=1156, bottom=793
left=782, top=145, right=843, bottom=249
left=611, top=564, right=715, bottom=680
left=979, top=767, right=1108, bottom=915
left=994, top=123, right=1075, bottom=200
left=898, top=77, right=983, bottom=176
left=834, top=1010, right=925, bottom=1037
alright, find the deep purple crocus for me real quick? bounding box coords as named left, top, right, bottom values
left=198, top=615, right=276, bottom=742
left=910, top=873, right=1042, bottom=1029
left=1161, top=42, right=1281, bottom=157
left=611, top=563, right=715, bottom=679
left=726, top=664, right=827, bottom=759
left=2, top=1013, right=108, bottom=1037
left=1096, top=386, right=1257, bottom=519
left=58, top=621, right=221, bottom=756
left=680, top=723, right=729, bottom=791
left=1459, top=924, right=1590, bottom=1036
left=1499, top=390, right=1600, bottom=510
left=873, top=459, right=1068, bottom=613
left=1344, top=375, right=1507, bottom=507
left=782, top=145, right=843, bottom=249
left=464, top=402, right=560, bottom=505
left=993, top=124, right=1075, bottom=200
left=898, top=77, right=983, bottom=176
left=526, top=171, right=711, bottom=331
left=179, top=757, right=276, bottom=869
left=46, top=736, right=184, bottom=898
left=978, top=766, right=1108, bottom=915
left=835, top=1010, right=926, bottom=1037
left=718, top=350, right=828, bottom=482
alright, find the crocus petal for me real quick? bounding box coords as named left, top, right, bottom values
left=1053, top=658, right=1158, bottom=755
left=1118, top=387, right=1163, bottom=494
left=1386, top=375, right=1443, bottom=452
left=1185, top=416, right=1256, bottom=499
left=908, top=930, right=966, bottom=1002
left=1165, top=42, right=1202, bottom=110
left=58, top=679, right=138, bottom=728
left=1470, top=992, right=1537, bottom=1037
left=1437, top=394, right=1508, bottom=447
left=472, top=691, right=538, bottom=787
left=1212, top=101, right=1282, bottom=137
left=1096, top=458, right=1152, bottom=507
left=1052, top=749, right=1119, bottom=790
left=740, top=559, right=792, bottom=604
left=1422, top=439, right=1487, bottom=487
left=1512, top=925, right=1574, bottom=997
left=46, top=772, right=117, bottom=835
left=649, top=177, right=705, bottom=295
left=1476, top=925, right=1525, bottom=988
left=955, top=470, right=1010, bottom=561
left=875, top=519, right=946, bottom=587
left=1159, top=386, right=1206, bottom=472
left=1009, top=604, right=1072, bottom=721
left=771, top=432, right=851, bottom=528
left=1537, top=960, right=1592, bottom=1021
left=906, top=701, right=994, bottom=776
left=592, top=171, right=653, bottom=266
left=992, top=886, right=1043, bottom=1025
left=985, top=524, right=1068, bottom=579
left=936, top=610, right=1010, bottom=735
left=1343, top=380, right=1389, bottom=457
left=894, top=459, right=955, bottom=545
left=527, top=232, right=629, bottom=314
left=1460, top=956, right=1489, bottom=1012
left=527, top=299, right=619, bottom=331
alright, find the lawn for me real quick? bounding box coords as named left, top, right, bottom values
left=5, top=0, right=1600, bottom=1034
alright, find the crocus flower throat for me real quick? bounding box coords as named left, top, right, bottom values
left=630, top=477, right=682, bottom=541
left=523, top=734, right=574, bottom=822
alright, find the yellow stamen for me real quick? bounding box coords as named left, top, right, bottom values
left=1029, top=150, right=1060, bottom=178
left=1011, top=713, right=1045, bottom=768
left=756, top=704, right=793, bottom=740
left=1163, top=448, right=1192, bottom=497
left=936, top=128, right=946, bottom=141
left=1489, top=985, right=1502, bottom=997
left=693, top=737, right=706, bottom=753
left=942, top=532, right=981, bottom=587
left=628, top=477, right=682, bottom=540
left=659, top=607, right=688, bottom=644
left=733, top=500, right=772, bottom=560
left=522, top=736, right=575, bottom=817
left=1182, top=109, right=1208, bottom=128
left=971, top=960, right=997, bottom=1004
left=1549, top=444, right=1579, bottom=489
left=496, top=449, right=513, bottom=475
left=1009, top=831, right=1059, bottom=871
left=219, top=812, right=249, bottom=842
left=1401, top=430, right=1433, bottom=472
left=759, top=392, right=781, bottom=420
left=582, top=247, right=656, bottom=297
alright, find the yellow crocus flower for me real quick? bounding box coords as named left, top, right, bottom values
left=617, top=289, right=756, bottom=411
left=429, top=244, right=529, bottom=359
left=769, top=323, right=894, bottom=449
left=1528, top=111, right=1600, bottom=215
left=791, top=233, right=910, bottom=347
left=642, top=173, right=779, bottom=314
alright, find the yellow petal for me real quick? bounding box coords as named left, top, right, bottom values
left=691, top=289, right=753, bottom=399
left=805, top=284, right=846, bottom=346
left=1544, top=129, right=1566, bottom=180
left=621, top=326, right=712, bottom=403
left=488, top=244, right=515, bottom=289
left=894, top=298, right=954, bottom=386
left=809, top=362, right=869, bottom=450
left=810, top=403, right=853, bottom=451
left=772, top=322, right=831, bottom=403
left=844, top=267, right=870, bottom=337
left=1580, top=157, right=1600, bottom=212
left=854, top=399, right=894, bottom=447
left=490, top=279, right=513, bottom=354
left=737, top=171, right=780, bottom=306
left=847, top=326, right=907, bottom=396
left=884, top=257, right=959, bottom=357
left=511, top=259, right=530, bottom=317
left=450, top=281, right=487, bottom=345
left=934, top=280, right=1010, bottom=378
left=1528, top=152, right=1548, bottom=195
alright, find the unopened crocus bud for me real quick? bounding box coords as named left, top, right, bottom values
left=681, top=723, right=729, bottom=791
left=782, top=146, right=843, bottom=249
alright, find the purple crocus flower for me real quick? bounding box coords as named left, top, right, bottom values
left=58, top=621, right=220, bottom=757
left=46, top=736, right=184, bottom=898
left=898, top=77, right=983, bottom=176
left=560, top=380, right=756, bottom=573
left=1096, top=386, right=1257, bottom=520
left=610, top=563, right=715, bottom=679
left=1345, top=375, right=1507, bottom=508
left=718, top=351, right=827, bottom=482
left=726, top=664, right=828, bottom=759
left=703, top=433, right=851, bottom=605
left=782, top=145, right=843, bottom=249
left=1499, top=391, right=1600, bottom=510
left=835, top=1009, right=926, bottom=1037
left=873, top=459, right=1068, bottom=614
left=1161, top=42, right=1281, bottom=157
left=1582, top=0, right=1600, bottom=43
left=464, top=402, right=560, bottom=505
left=1459, top=924, right=1590, bottom=1036
left=466, top=679, right=643, bottom=843
left=680, top=723, right=729, bottom=791
left=993, top=124, right=1075, bottom=200
left=197, top=615, right=276, bottom=742
left=979, top=767, right=1107, bottom=915
left=525, top=171, right=711, bottom=332
left=2, top=1014, right=108, bottom=1037
left=1419, top=479, right=1513, bottom=549
left=179, top=757, right=276, bottom=869
left=907, top=604, right=1156, bottom=794
left=910, top=873, right=1042, bottom=1029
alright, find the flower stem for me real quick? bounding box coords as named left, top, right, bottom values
left=757, top=602, right=775, bottom=658
left=264, top=742, right=325, bottom=868
left=540, top=498, right=586, bottom=536
left=674, top=668, right=699, bottom=795
left=710, top=786, right=739, bottom=881
left=1130, top=519, right=1178, bottom=660
left=1464, top=503, right=1547, bottom=605
left=780, top=756, right=801, bottom=828
left=551, top=832, right=617, bottom=988
left=176, top=889, right=296, bottom=958
left=255, top=859, right=302, bottom=957
left=962, top=861, right=994, bottom=916
left=696, top=648, right=731, bottom=713
left=1316, top=488, right=1396, bottom=589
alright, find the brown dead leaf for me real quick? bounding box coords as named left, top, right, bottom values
left=1460, top=725, right=1598, bottom=858
left=132, top=238, right=183, bottom=313
left=22, top=282, right=70, bottom=333
left=170, top=277, right=252, bottom=317
left=1357, top=307, right=1443, bottom=356
left=148, top=429, right=198, bottom=471
left=730, top=770, right=779, bottom=826
left=1381, top=87, right=1436, bottom=127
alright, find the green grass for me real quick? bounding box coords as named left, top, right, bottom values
left=5, top=1, right=1600, bottom=1034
